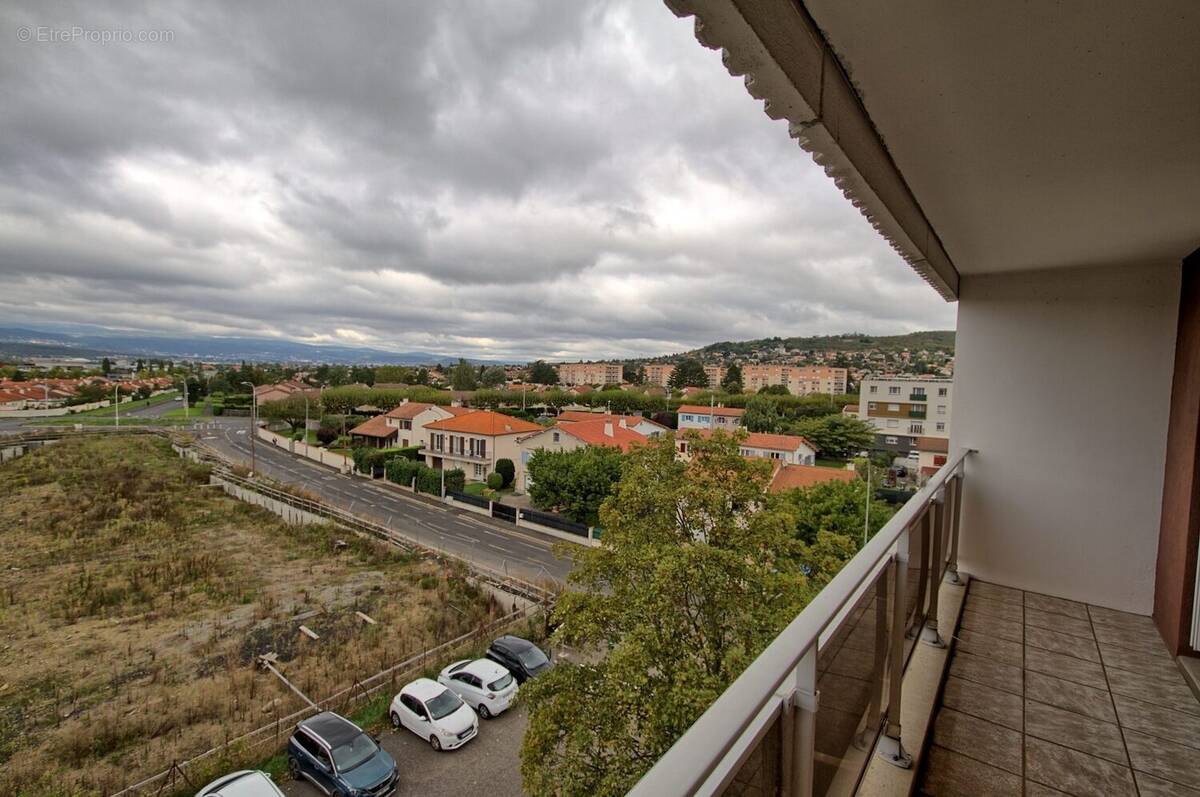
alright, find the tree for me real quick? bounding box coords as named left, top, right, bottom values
left=758, top=383, right=790, bottom=396
left=720, top=363, right=743, bottom=393
left=667, top=358, right=708, bottom=390
left=520, top=434, right=812, bottom=796
left=527, top=360, right=559, bottom=385
left=350, top=366, right=375, bottom=386
left=480, top=366, right=507, bottom=388
left=495, top=458, right=515, bottom=488
left=100, top=357, right=112, bottom=375
left=525, top=446, right=626, bottom=526
left=450, top=359, right=478, bottom=391
left=622, top=363, right=644, bottom=384
left=743, top=395, right=783, bottom=433
left=775, top=478, right=894, bottom=547
left=789, top=415, right=876, bottom=459
left=260, top=395, right=311, bottom=434
left=471, top=388, right=504, bottom=409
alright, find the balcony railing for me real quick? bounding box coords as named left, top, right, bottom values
left=908, top=408, right=927, bottom=418
left=628, top=448, right=971, bottom=797
left=908, top=393, right=926, bottom=402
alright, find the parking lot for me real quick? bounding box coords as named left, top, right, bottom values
left=281, top=704, right=529, bottom=797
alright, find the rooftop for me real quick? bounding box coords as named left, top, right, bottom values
left=768, top=464, right=857, bottom=493
left=678, top=404, right=746, bottom=417
left=424, top=410, right=543, bottom=436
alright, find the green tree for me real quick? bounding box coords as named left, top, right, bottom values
left=667, top=358, right=708, bottom=389
left=720, top=363, right=743, bottom=393
left=480, top=366, right=507, bottom=388
left=789, top=415, right=876, bottom=459
left=775, top=477, right=894, bottom=546
left=758, top=383, right=790, bottom=396
left=350, top=365, right=375, bottom=386
left=259, top=395, right=311, bottom=434
left=525, top=445, right=626, bottom=526
left=622, top=363, right=644, bottom=384
left=471, top=388, right=504, bottom=409
left=100, top=357, right=112, bottom=375
left=526, top=360, right=559, bottom=385
left=743, top=395, right=783, bottom=433
left=450, top=359, right=478, bottom=391
left=495, top=458, right=515, bottom=488
left=520, top=434, right=811, bottom=796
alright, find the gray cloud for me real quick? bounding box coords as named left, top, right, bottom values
left=0, top=0, right=955, bottom=361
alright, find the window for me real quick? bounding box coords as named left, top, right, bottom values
left=551, top=431, right=560, bottom=443
left=937, top=405, right=947, bottom=415
left=885, top=436, right=898, bottom=445
left=521, top=450, right=531, bottom=464
left=888, top=386, right=900, bottom=395
left=768, top=451, right=783, bottom=460
left=938, top=387, right=948, bottom=397
left=936, top=422, right=946, bottom=432
left=474, top=463, right=484, bottom=478
left=868, top=402, right=877, bottom=410
left=911, top=388, right=926, bottom=396
left=295, top=732, right=324, bottom=759
left=888, top=403, right=900, bottom=412
left=887, top=419, right=899, bottom=429
left=910, top=424, right=924, bottom=434
left=869, top=385, right=878, bottom=394
left=740, top=448, right=752, bottom=457
left=401, top=694, right=427, bottom=718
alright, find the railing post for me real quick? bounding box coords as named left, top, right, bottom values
left=920, top=488, right=947, bottom=648
left=944, top=471, right=964, bottom=584
left=782, top=645, right=817, bottom=797
left=878, top=529, right=913, bottom=768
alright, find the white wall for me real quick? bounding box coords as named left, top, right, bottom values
left=953, top=261, right=1179, bottom=613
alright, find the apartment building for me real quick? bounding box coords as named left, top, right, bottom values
left=556, top=361, right=622, bottom=387
left=633, top=4, right=1200, bottom=796
left=676, top=404, right=745, bottom=431
left=741, top=364, right=848, bottom=395
left=422, top=410, right=543, bottom=482
left=644, top=363, right=674, bottom=387
left=703, top=365, right=727, bottom=389
left=859, top=376, right=952, bottom=469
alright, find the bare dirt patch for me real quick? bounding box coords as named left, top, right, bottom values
left=0, top=435, right=501, bottom=796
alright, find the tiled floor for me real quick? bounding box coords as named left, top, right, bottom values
left=919, top=580, right=1200, bottom=796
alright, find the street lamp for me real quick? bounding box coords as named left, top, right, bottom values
left=241, top=381, right=257, bottom=475
left=114, top=385, right=120, bottom=430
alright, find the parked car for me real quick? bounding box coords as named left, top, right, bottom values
left=196, top=770, right=284, bottom=797
left=390, top=678, right=478, bottom=751
left=437, top=658, right=518, bottom=718
left=287, top=712, right=398, bottom=797
left=484, top=635, right=551, bottom=683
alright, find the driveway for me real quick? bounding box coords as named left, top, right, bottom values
left=281, top=704, right=529, bottom=797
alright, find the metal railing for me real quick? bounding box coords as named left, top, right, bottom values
left=628, top=449, right=971, bottom=797
left=908, top=393, right=927, bottom=402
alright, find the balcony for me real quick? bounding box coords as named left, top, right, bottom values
left=909, top=393, right=927, bottom=402
left=908, top=409, right=927, bottom=419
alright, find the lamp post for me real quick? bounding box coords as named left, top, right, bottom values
left=114, top=385, right=120, bottom=430
left=241, top=381, right=256, bottom=475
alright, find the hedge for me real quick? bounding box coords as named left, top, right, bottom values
left=384, top=457, right=464, bottom=496
left=486, top=471, right=503, bottom=490
left=495, top=458, right=515, bottom=488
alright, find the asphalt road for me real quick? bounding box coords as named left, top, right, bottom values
left=203, top=424, right=573, bottom=585
left=281, top=704, right=528, bottom=797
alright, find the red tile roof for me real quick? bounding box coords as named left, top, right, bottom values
left=348, top=415, right=397, bottom=439
left=678, top=404, right=745, bottom=417
left=552, top=420, right=648, bottom=452
left=557, top=411, right=667, bottom=430
left=384, top=401, right=436, bottom=420
left=424, top=410, right=543, bottom=436
left=769, top=465, right=858, bottom=493
left=688, top=428, right=816, bottom=452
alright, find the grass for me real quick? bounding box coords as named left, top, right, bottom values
left=161, top=399, right=211, bottom=418
left=815, top=457, right=852, bottom=469
left=0, top=435, right=503, bottom=796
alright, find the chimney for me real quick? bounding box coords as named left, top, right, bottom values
left=604, top=421, right=614, bottom=437
left=619, top=418, right=627, bottom=428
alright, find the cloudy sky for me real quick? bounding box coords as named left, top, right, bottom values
left=0, top=1, right=955, bottom=361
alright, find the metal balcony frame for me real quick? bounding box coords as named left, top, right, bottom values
left=628, top=448, right=971, bottom=797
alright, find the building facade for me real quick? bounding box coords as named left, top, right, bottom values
left=644, top=363, right=674, bottom=387
left=741, top=364, right=848, bottom=395
left=858, top=376, right=952, bottom=466
left=556, top=361, right=622, bottom=387
left=676, top=404, right=745, bottom=431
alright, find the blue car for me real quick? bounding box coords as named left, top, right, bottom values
left=287, top=711, right=398, bottom=797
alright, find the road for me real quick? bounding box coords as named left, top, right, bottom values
left=203, top=423, right=573, bottom=584
left=282, top=704, right=528, bottom=797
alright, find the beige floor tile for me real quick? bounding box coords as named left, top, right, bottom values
left=1025, top=671, right=1117, bottom=723
left=1135, top=770, right=1200, bottom=796
left=1104, top=663, right=1200, bottom=717
left=1025, top=736, right=1137, bottom=797
left=949, top=650, right=1023, bottom=696
left=1098, top=641, right=1187, bottom=682
left=964, top=594, right=1024, bottom=623
left=941, top=676, right=1023, bottom=731
left=932, top=708, right=1023, bottom=775
left=1024, top=592, right=1088, bottom=620
left=1025, top=607, right=1095, bottom=640
left=955, top=628, right=1023, bottom=666
left=1113, top=693, right=1200, bottom=750
left=1024, top=645, right=1108, bottom=689
left=1024, top=699, right=1127, bottom=765
left=969, top=581, right=1024, bottom=606
left=1124, top=729, right=1200, bottom=790
left=960, top=609, right=1023, bottom=644
left=1093, top=623, right=1170, bottom=656
left=1023, top=782, right=1070, bottom=796
left=920, top=745, right=1023, bottom=797
left=1025, top=625, right=1101, bottom=662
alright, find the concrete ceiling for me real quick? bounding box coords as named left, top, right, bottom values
left=804, top=1, right=1200, bottom=275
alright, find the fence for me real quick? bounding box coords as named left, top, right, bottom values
left=519, top=507, right=590, bottom=538
left=491, top=502, right=517, bottom=523
left=447, top=490, right=490, bottom=509
left=258, top=427, right=351, bottom=471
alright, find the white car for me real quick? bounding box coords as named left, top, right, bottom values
left=195, top=770, right=284, bottom=797
left=437, top=658, right=519, bottom=719
left=389, top=677, right=478, bottom=751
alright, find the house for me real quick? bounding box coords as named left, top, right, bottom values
left=767, top=463, right=858, bottom=493
left=516, top=419, right=649, bottom=493
left=676, top=404, right=745, bottom=431
left=675, top=429, right=817, bottom=465
left=422, top=410, right=544, bottom=482
left=631, top=3, right=1200, bottom=796
left=859, top=376, right=952, bottom=458
left=556, top=411, right=668, bottom=437
left=382, top=401, right=469, bottom=448
left=347, top=415, right=397, bottom=448
left=253, top=381, right=316, bottom=404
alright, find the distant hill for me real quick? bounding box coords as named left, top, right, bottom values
left=0, top=327, right=484, bottom=366
left=689, top=331, right=955, bottom=359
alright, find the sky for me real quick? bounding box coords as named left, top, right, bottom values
left=0, top=1, right=956, bottom=362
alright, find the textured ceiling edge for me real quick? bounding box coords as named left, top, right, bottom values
left=665, top=0, right=959, bottom=301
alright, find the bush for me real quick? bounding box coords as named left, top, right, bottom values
left=210, top=403, right=224, bottom=416
left=416, top=466, right=442, bottom=495
left=495, top=458, right=515, bottom=488
left=386, top=457, right=422, bottom=487
left=444, top=468, right=465, bottom=494
left=315, top=427, right=338, bottom=445
left=486, top=471, right=503, bottom=490
left=394, top=445, right=421, bottom=461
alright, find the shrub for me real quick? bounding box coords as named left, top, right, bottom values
left=394, top=445, right=421, bottom=461
left=210, top=403, right=224, bottom=416
left=443, top=468, right=466, bottom=494
left=315, top=427, right=338, bottom=445
left=486, top=471, right=503, bottom=490
left=416, top=466, right=442, bottom=495
left=386, top=457, right=422, bottom=487
left=495, top=458, right=515, bottom=488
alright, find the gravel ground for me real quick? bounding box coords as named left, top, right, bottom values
left=282, top=704, right=528, bottom=797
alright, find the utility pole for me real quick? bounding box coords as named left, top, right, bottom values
left=114, top=385, right=119, bottom=429
left=864, top=458, right=872, bottom=546
left=241, top=381, right=256, bottom=475
left=182, top=378, right=189, bottom=420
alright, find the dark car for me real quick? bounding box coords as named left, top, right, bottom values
left=287, top=711, right=398, bottom=797
left=485, top=635, right=552, bottom=683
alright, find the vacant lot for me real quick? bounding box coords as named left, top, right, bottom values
left=0, top=435, right=501, bottom=796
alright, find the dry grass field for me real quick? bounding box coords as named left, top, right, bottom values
left=0, top=435, right=501, bottom=796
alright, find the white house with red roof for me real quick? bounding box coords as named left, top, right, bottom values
left=382, top=400, right=470, bottom=448
left=422, top=409, right=544, bottom=482
left=676, top=428, right=817, bottom=465
left=515, top=418, right=649, bottom=493
left=556, top=410, right=668, bottom=438
left=676, top=404, right=745, bottom=431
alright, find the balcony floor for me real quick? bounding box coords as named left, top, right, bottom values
left=918, top=580, right=1200, bottom=796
